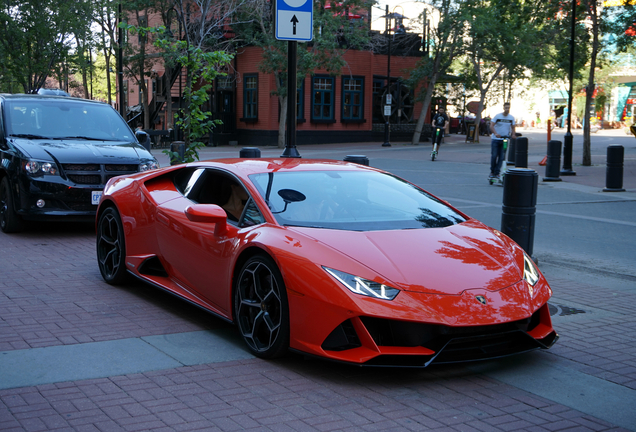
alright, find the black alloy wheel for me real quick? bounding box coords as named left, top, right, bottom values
left=0, top=177, right=23, bottom=233
left=96, top=206, right=129, bottom=284
left=234, top=254, right=290, bottom=358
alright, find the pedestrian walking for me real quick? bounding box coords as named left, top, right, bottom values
left=489, top=102, right=516, bottom=180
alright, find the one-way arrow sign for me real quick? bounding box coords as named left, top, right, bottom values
left=275, top=0, right=313, bottom=41
left=291, top=15, right=298, bottom=35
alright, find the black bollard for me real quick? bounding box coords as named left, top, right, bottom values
left=343, top=155, right=369, bottom=166
left=543, top=140, right=563, bottom=182
left=603, top=145, right=625, bottom=192
left=507, top=137, right=517, bottom=166
left=239, top=147, right=261, bottom=158
left=501, top=168, right=538, bottom=258
left=169, top=141, right=185, bottom=165
left=515, top=137, right=528, bottom=168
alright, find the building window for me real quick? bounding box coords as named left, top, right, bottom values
left=312, top=76, right=335, bottom=122
left=243, top=74, right=258, bottom=121
left=342, top=77, right=364, bottom=122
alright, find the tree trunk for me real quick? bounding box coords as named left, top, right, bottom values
left=411, top=75, right=438, bottom=145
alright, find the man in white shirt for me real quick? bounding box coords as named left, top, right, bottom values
left=489, top=102, right=516, bottom=179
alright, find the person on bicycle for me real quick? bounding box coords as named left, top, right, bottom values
left=432, top=107, right=449, bottom=152
left=489, top=102, right=516, bottom=180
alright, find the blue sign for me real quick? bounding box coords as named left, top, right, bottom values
left=275, top=0, right=313, bottom=41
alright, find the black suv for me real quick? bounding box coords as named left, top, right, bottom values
left=0, top=94, right=158, bottom=232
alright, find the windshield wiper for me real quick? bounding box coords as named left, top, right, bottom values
left=10, top=133, right=51, bottom=139
left=54, top=136, right=104, bottom=141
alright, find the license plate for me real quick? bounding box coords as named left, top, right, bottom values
left=91, top=191, right=103, bottom=205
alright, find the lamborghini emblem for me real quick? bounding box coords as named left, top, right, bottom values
left=475, top=295, right=487, bottom=305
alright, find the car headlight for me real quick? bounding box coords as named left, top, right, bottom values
left=139, top=160, right=159, bottom=172
left=24, top=160, right=58, bottom=176
left=323, top=267, right=399, bottom=300
left=523, top=254, right=540, bottom=297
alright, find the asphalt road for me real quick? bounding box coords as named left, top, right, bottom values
left=1, top=126, right=635, bottom=431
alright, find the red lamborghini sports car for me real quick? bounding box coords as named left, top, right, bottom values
left=96, top=158, right=558, bottom=367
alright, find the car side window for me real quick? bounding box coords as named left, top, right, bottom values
left=188, top=169, right=264, bottom=228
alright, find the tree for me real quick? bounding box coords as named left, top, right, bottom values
left=582, top=0, right=602, bottom=166
left=460, top=0, right=565, bottom=142
left=408, top=0, right=466, bottom=145
left=0, top=0, right=93, bottom=93
left=94, top=0, right=120, bottom=105
left=142, top=0, right=242, bottom=161
left=234, top=0, right=372, bottom=148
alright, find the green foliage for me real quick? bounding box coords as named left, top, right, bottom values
left=154, top=32, right=233, bottom=163
left=0, top=0, right=93, bottom=93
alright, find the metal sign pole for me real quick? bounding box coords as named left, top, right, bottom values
left=282, top=41, right=301, bottom=158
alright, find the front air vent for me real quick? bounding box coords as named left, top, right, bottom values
left=138, top=256, right=168, bottom=277
left=322, top=320, right=361, bottom=351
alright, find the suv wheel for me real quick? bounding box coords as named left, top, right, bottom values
left=0, top=177, right=24, bottom=233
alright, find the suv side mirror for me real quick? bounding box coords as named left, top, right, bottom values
left=135, top=130, right=151, bottom=151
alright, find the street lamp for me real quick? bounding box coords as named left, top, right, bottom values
left=563, top=0, right=577, bottom=176
left=380, top=6, right=407, bottom=147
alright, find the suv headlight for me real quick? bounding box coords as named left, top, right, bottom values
left=24, top=160, right=58, bottom=176
left=323, top=267, right=399, bottom=300
left=139, top=160, right=159, bottom=172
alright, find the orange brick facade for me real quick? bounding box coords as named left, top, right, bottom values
left=231, top=46, right=425, bottom=146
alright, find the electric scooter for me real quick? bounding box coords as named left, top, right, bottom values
left=488, top=136, right=509, bottom=185
left=431, top=127, right=442, bottom=161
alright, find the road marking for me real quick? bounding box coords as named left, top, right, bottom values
left=444, top=197, right=636, bottom=227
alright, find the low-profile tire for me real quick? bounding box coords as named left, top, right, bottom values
left=0, top=177, right=24, bottom=233
left=96, top=206, right=129, bottom=285
left=234, top=254, right=290, bottom=359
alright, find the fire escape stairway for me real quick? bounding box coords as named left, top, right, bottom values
left=149, top=65, right=182, bottom=125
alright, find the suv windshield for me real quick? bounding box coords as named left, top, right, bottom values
left=4, top=99, right=133, bottom=142
left=249, top=170, right=467, bottom=231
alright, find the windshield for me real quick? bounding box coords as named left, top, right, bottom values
left=249, top=170, right=467, bottom=231
left=5, top=99, right=134, bottom=141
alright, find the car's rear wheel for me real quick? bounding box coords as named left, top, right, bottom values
left=96, top=206, right=129, bottom=284
left=234, top=254, right=289, bottom=358
left=0, top=177, right=23, bottom=233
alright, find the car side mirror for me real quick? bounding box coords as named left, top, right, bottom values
left=135, top=130, right=149, bottom=141
left=185, top=204, right=228, bottom=236
left=135, top=130, right=151, bottom=151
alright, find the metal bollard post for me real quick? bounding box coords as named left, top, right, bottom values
left=515, top=137, right=528, bottom=168
left=603, top=145, right=625, bottom=192
left=501, top=168, right=538, bottom=258
left=169, top=141, right=185, bottom=165
left=343, top=155, right=369, bottom=166
left=239, top=147, right=261, bottom=158
left=507, top=137, right=517, bottom=166
left=543, top=140, right=562, bottom=182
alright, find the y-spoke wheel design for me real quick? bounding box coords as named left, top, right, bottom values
left=234, top=255, right=289, bottom=358
left=96, top=207, right=128, bottom=285
left=0, top=177, right=24, bottom=233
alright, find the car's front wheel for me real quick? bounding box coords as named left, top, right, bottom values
left=0, top=177, right=23, bottom=233
left=234, top=254, right=289, bottom=358
left=96, top=206, right=129, bottom=285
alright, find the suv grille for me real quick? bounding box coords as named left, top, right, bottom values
left=62, top=164, right=139, bottom=186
